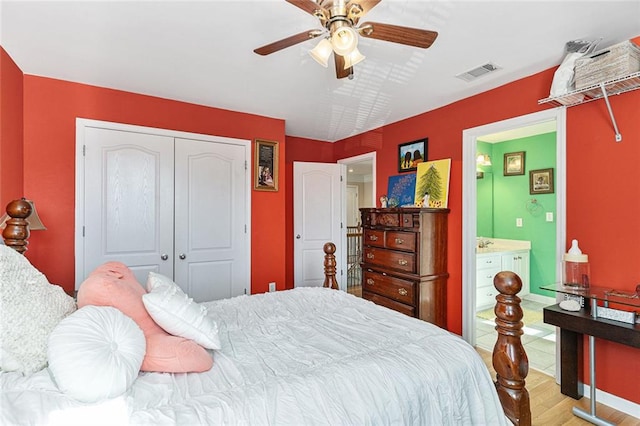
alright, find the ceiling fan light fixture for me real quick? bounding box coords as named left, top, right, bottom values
left=343, top=47, right=365, bottom=69
left=331, top=25, right=358, bottom=56
left=309, top=38, right=332, bottom=67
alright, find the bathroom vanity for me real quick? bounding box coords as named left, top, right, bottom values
left=476, top=239, right=531, bottom=311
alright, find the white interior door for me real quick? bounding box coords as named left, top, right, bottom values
left=82, top=127, right=174, bottom=286
left=174, top=138, right=248, bottom=301
left=293, top=162, right=345, bottom=289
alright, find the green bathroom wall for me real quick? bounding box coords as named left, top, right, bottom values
left=476, top=141, right=494, bottom=237
left=477, top=132, right=557, bottom=297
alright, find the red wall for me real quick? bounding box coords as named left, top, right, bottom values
left=333, top=68, right=640, bottom=404
left=20, top=75, right=286, bottom=295
left=0, top=47, right=24, bottom=202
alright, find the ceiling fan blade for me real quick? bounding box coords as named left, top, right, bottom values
left=286, top=0, right=329, bottom=24
left=334, top=54, right=352, bottom=79
left=346, top=0, right=381, bottom=25
left=254, top=30, right=322, bottom=56
left=358, top=21, right=438, bottom=48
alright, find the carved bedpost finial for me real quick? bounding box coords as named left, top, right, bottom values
left=492, top=271, right=531, bottom=426
left=322, top=242, right=338, bottom=290
left=2, top=198, right=32, bottom=254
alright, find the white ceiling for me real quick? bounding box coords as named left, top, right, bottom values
left=1, top=1, right=639, bottom=142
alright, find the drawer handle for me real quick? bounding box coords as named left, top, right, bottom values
left=398, top=288, right=408, bottom=296
left=394, top=238, right=404, bottom=244
left=367, top=253, right=375, bottom=259
left=486, top=274, right=493, bottom=279
left=366, top=278, right=375, bottom=285
left=485, top=260, right=493, bottom=264
left=369, top=235, right=378, bottom=241
left=398, top=259, right=408, bottom=266
left=404, top=218, right=409, bottom=223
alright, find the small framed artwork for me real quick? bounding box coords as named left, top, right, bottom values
left=398, top=138, right=428, bottom=173
left=254, top=139, right=278, bottom=191
left=529, top=168, right=554, bottom=194
left=503, top=151, right=525, bottom=176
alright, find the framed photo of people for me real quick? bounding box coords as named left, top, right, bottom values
left=398, top=138, right=428, bottom=173
left=254, top=139, right=278, bottom=191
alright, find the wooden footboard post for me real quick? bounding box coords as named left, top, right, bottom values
left=2, top=199, right=32, bottom=254
left=492, top=271, right=531, bottom=426
left=323, top=242, right=338, bottom=290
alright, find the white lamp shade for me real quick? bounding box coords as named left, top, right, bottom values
left=343, top=48, right=365, bottom=69
left=331, top=26, right=358, bottom=56
left=309, top=38, right=332, bottom=68
left=476, top=154, right=492, bottom=166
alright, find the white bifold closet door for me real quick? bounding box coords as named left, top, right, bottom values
left=80, top=124, right=249, bottom=302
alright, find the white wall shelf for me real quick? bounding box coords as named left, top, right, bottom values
left=538, top=71, right=640, bottom=142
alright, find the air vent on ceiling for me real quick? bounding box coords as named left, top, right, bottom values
left=456, top=62, right=501, bottom=82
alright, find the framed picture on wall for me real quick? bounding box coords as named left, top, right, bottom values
left=398, top=138, right=428, bottom=172
left=529, top=168, right=554, bottom=194
left=254, top=139, right=278, bottom=191
left=503, top=151, right=525, bottom=176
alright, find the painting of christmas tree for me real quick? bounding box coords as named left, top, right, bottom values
left=414, top=158, right=451, bottom=208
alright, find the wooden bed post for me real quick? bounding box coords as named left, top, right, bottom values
left=493, top=271, right=531, bottom=426
left=322, top=242, right=339, bottom=290
left=2, top=198, right=32, bottom=254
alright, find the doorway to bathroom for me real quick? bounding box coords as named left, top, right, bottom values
left=462, top=108, right=566, bottom=377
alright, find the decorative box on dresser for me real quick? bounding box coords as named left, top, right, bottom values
left=360, top=208, right=449, bottom=328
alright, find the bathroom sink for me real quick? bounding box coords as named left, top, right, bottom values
left=476, top=247, right=504, bottom=253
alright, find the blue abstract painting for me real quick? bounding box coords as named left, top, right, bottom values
left=387, top=174, right=417, bottom=207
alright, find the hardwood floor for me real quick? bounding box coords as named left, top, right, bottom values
left=476, top=348, right=640, bottom=425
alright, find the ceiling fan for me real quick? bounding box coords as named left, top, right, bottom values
left=253, top=0, right=438, bottom=79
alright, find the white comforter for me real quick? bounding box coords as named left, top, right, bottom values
left=1, top=288, right=507, bottom=425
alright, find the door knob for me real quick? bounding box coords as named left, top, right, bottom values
left=296, top=234, right=301, bottom=239
left=179, top=254, right=186, bottom=260
left=161, top=254, right=168, bottom=261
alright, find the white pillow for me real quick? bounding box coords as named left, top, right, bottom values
left=48, top=306, right=145, bottom=403
left=143, top=272, right=221, bottom=350
left=0, top=245, right=76, bottom=374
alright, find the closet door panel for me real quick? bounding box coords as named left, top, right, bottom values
left=83, top=127, right=174, bottom=285
left=174, top=138, right=248, bottom=302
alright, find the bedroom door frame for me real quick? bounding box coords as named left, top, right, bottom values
left=75, top=118, right=251, bottom=298
left=461, top=108, right=566, bottom=370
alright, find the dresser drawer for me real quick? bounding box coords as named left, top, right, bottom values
left=363, top=229, right=385, bottom=248
left=477, top=254, right=501, bottom=270
left=477, top=267, right=500, bottom=289
left=371, top=213, right=400, bottom=227
left=385, top=231, right=416, bottom=252
left=363, top=291, right=415, bottom=317
left=363, top=270, right=415, bottom=305
left=400, top=213, right=415, bottom=228
left=363, top=247, right=416, bottom=273
left=476, top=286, right=499, bottom=311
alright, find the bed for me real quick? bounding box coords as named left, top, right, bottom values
left=1, top=198, right=531, bottom=425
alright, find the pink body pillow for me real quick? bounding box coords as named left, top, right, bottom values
left=77, top=262, right=212, bottom=373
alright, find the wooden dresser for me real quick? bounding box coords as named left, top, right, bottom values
left=360, top=208, right=449, bottom=328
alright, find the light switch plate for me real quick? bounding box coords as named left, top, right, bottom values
left=546, top=212, right=553, bottom=222
left=516, top=218, right=523, bottom=227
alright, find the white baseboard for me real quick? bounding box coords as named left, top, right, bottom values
left=581, top=385, right=640, bottom=418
